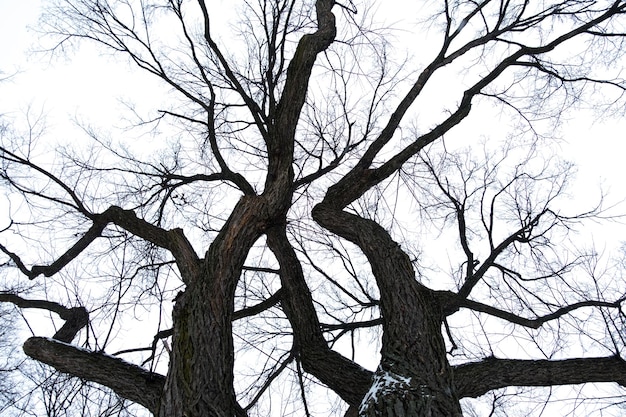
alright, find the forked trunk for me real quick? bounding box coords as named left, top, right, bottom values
left=157, top=197, right=267, bottom=417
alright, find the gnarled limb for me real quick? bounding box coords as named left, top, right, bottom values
left=0, top=293, right=88, bottom=343
left=101, top=206, right=201, bottom=282
left=312, top=205, right=463, bottom=416
left=0, top=205, right=201, bottom=283
left=23, top=337, right=165, bottom=415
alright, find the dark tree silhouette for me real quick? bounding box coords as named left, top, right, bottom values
left=2, top=0, right=626, bottom=416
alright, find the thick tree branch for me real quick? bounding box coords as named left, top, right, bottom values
left=266, top=224, right=371, bottom=407
left=274, top=0, right=336, bottom=139
left=0, top=205, right=201, bottom=283
left=102, top=206, right=201, bottom=282
left=23, top=337, right=165, bottom=415
left=264, top=0, right=337, bottom=191
left=311, top=204, right=461, bottom=415
left=454, top=356, right=626, bottom=398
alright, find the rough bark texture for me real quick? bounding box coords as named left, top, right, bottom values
left=6, top=1, right=626, bottom=417
left=359, top=367, right=442, bottom=417
left=454, top=356, right=626, bottom=398
left=156, top=1, right=338, bottom=415
left=158, top=197, right=262, bottom=417
left=312, top=207, right=463, bottom=416
left=23, top=337, right=165, bottom=414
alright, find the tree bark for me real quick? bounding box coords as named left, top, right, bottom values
left=23, top=337, right=165, bottom=415
left=155, top=1, right=339, bottom=414
left=454, top=356, right=626, bottom=398
left=312, top=206, right=463, bottom=416
left=158, top=196, right=265, bottom=417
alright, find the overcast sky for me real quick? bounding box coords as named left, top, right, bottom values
left=3, top=2, right=624, bottom=248
left=1, top=2, right=626, bottom=300
left=2, top=2, right=626, bottom=416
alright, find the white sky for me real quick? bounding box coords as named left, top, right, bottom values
left=2, top=1, right=623, bottom=202
left=2, top=1, right=626, bottom=415
left=3, top=0, right=626, bottom=358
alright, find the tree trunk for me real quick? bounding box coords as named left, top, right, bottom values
left=312, top=205, right=463, bottom=417
left=158, top=197, right=267, bottom=417
left=158, top=279, right=245, bottom=417
left=360, top=367, right=455, bottom=417
left=356, top=292, right=462, bottom=417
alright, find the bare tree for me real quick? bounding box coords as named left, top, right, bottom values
left=2, top=0, right=626, bottom=416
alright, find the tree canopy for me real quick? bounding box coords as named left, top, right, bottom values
left=2, top=1, right=626, bottom=416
